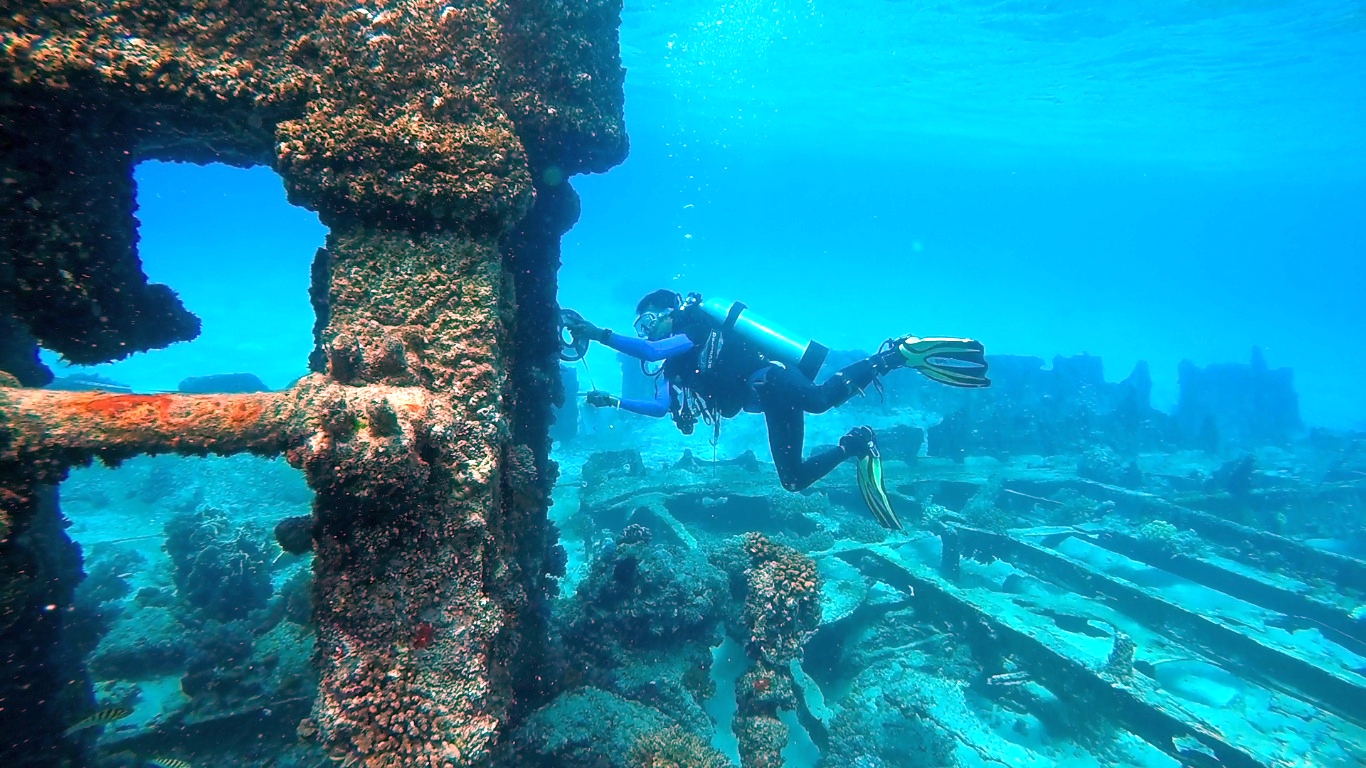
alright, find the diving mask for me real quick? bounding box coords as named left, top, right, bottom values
left=633, top=309, right=672, bottom=339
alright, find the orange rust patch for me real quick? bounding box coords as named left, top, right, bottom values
left=224, top=398, right=264, bottom=428
left=77, top=393, right=173, bottom=423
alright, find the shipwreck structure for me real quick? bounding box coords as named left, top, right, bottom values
left=0, top=1, right=626, bottom=765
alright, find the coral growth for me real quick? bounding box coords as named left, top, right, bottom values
left=560, top=525, right=728, bottom=731
left=737, top=533, right=822, bottom=665
left=1077, top=446, right=1143, bottom=489
left=961, top=480, right=1009, bottom=532
left=164, top=509, right=274, bottom=622
left=733, top=714, right=787, bottom=768
left=312, top=649, right=494, bottom=768
left=1137, top=520, right=1197, bottom=556
left=631, top=724, right=733, bottom=768
left=511, top=687, right=672, bottom=768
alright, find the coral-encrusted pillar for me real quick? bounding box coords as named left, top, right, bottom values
left=2, top=0, right=626, bottom=764
left=293, top=230, right=514, bottom=765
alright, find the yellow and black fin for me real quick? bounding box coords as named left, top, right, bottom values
left=856, top=453, right=902, bottom=531
left=898, top=337, right=991, bottom=388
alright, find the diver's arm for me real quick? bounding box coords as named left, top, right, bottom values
left=601, top=331, right=694, bottom=361
left=617, top=391, right=669, bottom=417
left=568, top=315, right=694, bottom=361
left=586, top=380, right=670, bottom=417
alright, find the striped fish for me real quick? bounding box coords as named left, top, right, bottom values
left=61, top=706, right=132, bottom=736
left=146, top=759, right=192, bottom=768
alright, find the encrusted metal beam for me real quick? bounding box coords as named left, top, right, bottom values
left=1079, top=528, right=1366, bottom=657
left=955, top=525, right=1366, bottom=728
left=840, top=546, right=1271, bottom=768
left=1043, top=478, right=1366, bottom=595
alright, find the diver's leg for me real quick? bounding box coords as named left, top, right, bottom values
left=765, top=405, right=846, bottom=491
left=762, top=362, right=857, bottom=415
left=759, top=369, right=850, bottom=491
left=813, top=337, right=991, bottom=409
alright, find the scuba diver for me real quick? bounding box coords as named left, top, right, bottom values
left=561, top=290, right=989, bottom=530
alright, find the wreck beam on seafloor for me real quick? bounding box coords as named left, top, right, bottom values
left=1076, top=529, right=1366, bottom=657
left=0, top=0, right=627, bottom=765
left=1062, top=478, right=1366, bottom=595
left=841, top=547, right=1273, bottom=768
left=951, top=525, right=1366, bottom=728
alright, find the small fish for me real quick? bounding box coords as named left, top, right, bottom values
left=987, top=671, right=1031, bottom=686
left=62, top=706, right=132, bottom=736
left=146, top=759, right=192, bottom=768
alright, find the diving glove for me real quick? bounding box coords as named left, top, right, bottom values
left=584, top=390, right=618, bottom=408
left=883, top=336, right=990, bottom=388
left=840, top=426, right=902, bottom=531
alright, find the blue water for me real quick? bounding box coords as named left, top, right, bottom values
left=48, top=0, right=1366, bottom=427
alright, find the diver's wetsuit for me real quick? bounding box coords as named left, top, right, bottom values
left=604, top=311, right=882, bottom=492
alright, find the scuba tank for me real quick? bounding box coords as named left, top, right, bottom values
left=695, top=296, right=829, bottom=380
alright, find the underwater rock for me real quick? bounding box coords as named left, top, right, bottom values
left=45, top=373, right=133, bottom=393
left=76, top=544, right=145, bottom=606
left=1206, top=454, right=1257, bottom=497
left=583, top=448, right=649, bottom=492
left=177, top=373, right=270, bottom=394
left=88, top=606, right=191, bottom=682
left=822, top=662, right=957, bottom=768
left=559, top=525, right=727, bottom=733
left=1176, top=348, right=1302, bottom=449
left=564, top=525, right=727, bottom=657
left=180, top=621, right=266, bottom=710
left=134, top=586, right=175, bottom=609
left=273, top=514, right=315, bottom=555
left=512, top=687, right=674, bottom=768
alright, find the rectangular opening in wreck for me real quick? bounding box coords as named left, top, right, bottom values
left=61, top=454, right=318, bottom=744
left=41, top=161, right=326, bottom=394
left=46, top=161, right=325, bottom=755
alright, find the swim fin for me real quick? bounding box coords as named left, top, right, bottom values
left=893, top=336, right=990, bottom=388
left=842, top=427, right=902, bottom=531
left=859, top=453, right=902, bottom=530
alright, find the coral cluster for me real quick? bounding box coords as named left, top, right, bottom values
left=739, top=533, right=822, bottom=665
left=630, top=724, right=732, bottom=768
left=704, top=533, right=823, bottom=768
left=311, top=649, right=491, bottom=768
left=1077, top=446, right=1143, bottom=489
left=732, top=714, right=787, bottom=768
left=511, top=687, right=672, bottom=768
left=560, top=524, right=728, bottom=732
left=164, top=509, right=274, bottom=622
